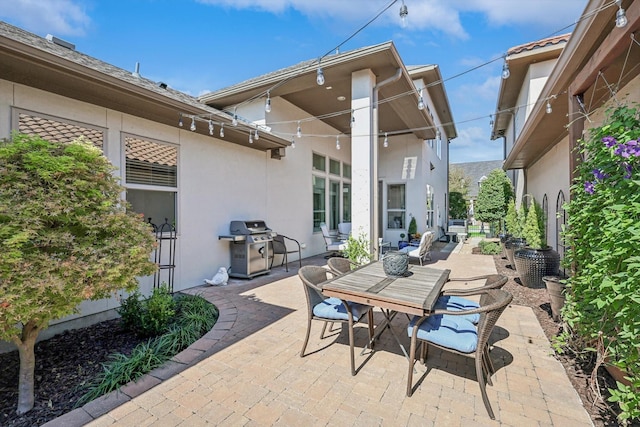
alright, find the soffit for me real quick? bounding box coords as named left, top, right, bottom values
left=201, top=42, right=438, bottom=140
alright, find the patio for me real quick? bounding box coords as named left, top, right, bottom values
left=45, top=239, right=592, bottom=426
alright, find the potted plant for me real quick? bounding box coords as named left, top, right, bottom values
left=513, top=198, right=560, bottom=288
left=503, top=199, right=526, bottom=268
left=398, top=233, right=408, bottom=249
left=407, top=216, right=417, bottom=241
left=341, top=232, right=372, bottom=266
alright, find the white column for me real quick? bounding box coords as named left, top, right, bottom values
left=351, top=69, right=377, bottom=250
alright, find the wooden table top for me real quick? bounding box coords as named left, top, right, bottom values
left=322, top=261, right=451, bottom=316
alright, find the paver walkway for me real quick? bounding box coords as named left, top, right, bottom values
left=46, top=246, right=592, bottom=426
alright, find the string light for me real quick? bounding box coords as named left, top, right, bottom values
left=351, top=110, right=355, bottom=127
left=399, top=0, right=408, bottom=28
left=383, top=132, right=389, bottom=148
left=249, top=131, right=254, bottom=144
left=232, top=107, right=238, bottom=126
left=546, top=101, right=553, bottom=114
left=336, top=135, right=341, bottom=150
left=219, top=123, right=224, bottom=138
left=291, top=138, right=296, bottom=149
left=208, top=119, right=214, bottom=135
left=417, top=88, right=425, bottom=110
left=190, top=116, right=196, bottom=131
left=296, top=121, right=302, bottom=138
left=265, top=91, right=272, bottom=113
left=615, top=0, right=628, bottom=28
left=178, top=114, right=183, bottom=127
left=436, top=129, right=441, bottom=141
left=316, top=64, right=325, bottom=86
left=255, top=128, right=259, bottom=140
left=502, top=60, right=510, bottom=79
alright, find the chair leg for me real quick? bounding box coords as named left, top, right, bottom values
left=407, top=332, right=419, bottom=396
left=320, top=321, right=330, bottom=339
left=283, top=252, right=288, bottom=272
left=367, top=310, right=374, bottom=349
left=301, top=317, right=313, bottom=357
left=476, top=355, right=495, bottom=419
left=348, top=315, right=356, bottom=376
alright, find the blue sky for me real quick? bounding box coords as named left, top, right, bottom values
left=0, top=0, right=588, bottom=163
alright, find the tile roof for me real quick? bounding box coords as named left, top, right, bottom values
left=508, top=33, right=570, bottom=56
left=125, top=136, right=177, bottom=167
left=18, top=113, right=104, bottom=147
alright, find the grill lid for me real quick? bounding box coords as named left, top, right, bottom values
left=230, top=220, right=271, bottom=235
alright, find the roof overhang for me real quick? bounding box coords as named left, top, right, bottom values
left=200, top=42, right=441, bottom=140
left=408, top=65, right=457, bottom=140
left=0, top=27, right=290, bottom=151
left=501, top=0, right=640, bottom=169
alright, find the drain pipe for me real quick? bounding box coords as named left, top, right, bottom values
left=371, top=68, right=403, bottom=253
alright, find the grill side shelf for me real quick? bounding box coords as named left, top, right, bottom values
left=218, top=235, right=246, bottom=242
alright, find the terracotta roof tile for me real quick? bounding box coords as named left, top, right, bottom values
left=18, top=113, right=104, bottom=147
left=125, top=137, right=177, bottom=167
left=508, top=33, right=570, bottom=56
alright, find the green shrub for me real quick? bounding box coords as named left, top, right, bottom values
left=117, top=284, right=176, bottom=337
left=341, top=232, right=372, bottom=266
left=478, top=240, right=501, bottom=255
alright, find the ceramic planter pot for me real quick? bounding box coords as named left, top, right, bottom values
left=498, top=233, right=511, bottom=258
left=542, top=275, right=567, bottom=321
left=514, top=247, right=560, bottom=288
left=504, top=237, right=526, bottom=268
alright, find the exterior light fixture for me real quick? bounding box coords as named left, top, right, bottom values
left=384, top=132, right=389, bottom=148
left=219, top=123, right=224, bottom=138
left=615, top=0, right=628, bottom=28
left=190, top=116, right=196, bottom=131
left=296, top=121, right=302, bottom=138
left=232, top=107, right=238, bottom=126
left=317, top=66, right=325, bottom=86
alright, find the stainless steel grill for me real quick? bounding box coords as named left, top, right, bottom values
left=219, top=220, right=273, bottom=278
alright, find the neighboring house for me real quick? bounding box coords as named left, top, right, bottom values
left=491, top=0, right=640, bottom=259
left=450, top=160, right=503, bottom=223
left=0, top=22, right=455, bottom=341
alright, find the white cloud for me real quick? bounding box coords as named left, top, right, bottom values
left=0, top=0, right=91, bottom=36
left=449, top=125, right=503, bottom=163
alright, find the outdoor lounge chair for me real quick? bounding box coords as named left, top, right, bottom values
left=270, top=234, right=302, bottom=272
left=320, top=222, right=347, bottom=255
left=398, top=230, right=434, bottom=265
left=406, top=289, right=513, bottom=420
left=298, top=265, right=374, bottom=376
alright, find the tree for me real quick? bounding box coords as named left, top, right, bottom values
left=0, top=133, right=157, bottom=414
left=449, top=165, right=470, bottom=196
left=474, top=169, right=513, bottom=231
left=449, top=192, right=467, bottom=220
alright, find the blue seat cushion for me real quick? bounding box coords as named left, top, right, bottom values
left=407, top=315, right=478, bottom=353
left=435, top=296, right=480, bottom=324
left=313, top=297, right=369, bottom=321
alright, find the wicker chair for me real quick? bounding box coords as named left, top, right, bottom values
left=298, top=266, right=374, bottom=375
left=406, top=289, right=513, bottom=420
left=435, top=274, right=509, bottom=323
left=327, top=257, right=355, bottom=275
left=270, top=234, right=302, bottom=272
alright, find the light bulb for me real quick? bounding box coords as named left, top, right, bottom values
left=265, top=92, right=272, bottom=113
left=502, top=61, right=510, bottom=79
left=336, top=135, right=340, bottom=150
left=249, top=131, right=253, bottom=144
left=316, top=67, right=325, bottom=86
left=219, top=123, right=224, bottom=138
left=546, top=101, right=552, bottom=114
left=190, top=117, right=196, bottom=132
left=208, top=119, right=214, bottom=135
left=384, top=132, right=389, bottom=148
left=255, top=128, right=259, bottom=140
left=616, top=6, right=628, bottom=28
left=418, top=97, right=425, bottom=110
left=399, top=1, right=408, bottom=27
left=232, top=107, right=238, bottom=126
left=351, top=110, right=355, bottom=128
left=178, top=116, right=183, bottom=127
left=291, top=138, right=296, bottom=149
left=296, top=121, right=302, bottom=138
left=436, top=129, right=441, bottom=141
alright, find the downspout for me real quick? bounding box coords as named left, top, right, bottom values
left=371, top=68, right=403, bottom=253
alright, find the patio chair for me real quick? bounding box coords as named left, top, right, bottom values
left=337, top=222, right=352, bottom=239
left=435, top=274, right=509, bottom=324
left=398, top=230, right=434, bottom=265
left=320, top=222, right=347, bottom=256
left=298, top=265, right=374, bottom=375
left=270, top=234, right=302, bottom=272
left=327, top=257, right=356, bottom=275
left=406, top=289, right=513, bottom=420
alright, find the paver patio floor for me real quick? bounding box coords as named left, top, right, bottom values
left=48, top=247, right=592, bottom=426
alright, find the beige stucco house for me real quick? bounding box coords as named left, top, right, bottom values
left=491, top=0, right=640, bottom=260
left=0, top=21, right=455, bottom=342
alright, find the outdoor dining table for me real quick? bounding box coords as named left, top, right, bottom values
left=322, top=261, right=451, bottom=360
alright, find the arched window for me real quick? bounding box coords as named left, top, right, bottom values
left=542, top=194, right=548, bottom=245
left=556, top=190, right=566, bottom=274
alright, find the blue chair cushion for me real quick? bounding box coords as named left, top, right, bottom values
left=435, top=296, right=481, bottom=324
left=407, top=315, right=478, bottom=353
left=313, top=297, right=369, bottom=321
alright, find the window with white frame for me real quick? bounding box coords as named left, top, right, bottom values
left=313, top=153, right=350, bottom=232
left=123, top=135, right=178, bottom=230
left=387, top=183, right=406, bottom=229
left=426, top=184, right=434, bottom=229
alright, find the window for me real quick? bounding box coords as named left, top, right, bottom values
left=312, top=153, right=350, bottom=232
left=16, top=109, right=105, bottom=149
left=387, top=184, right=406, bottom=229
left=123, top=135, right=178, bottom=230
left=425, top=184, right=434, bottom=229
left=542, top=194, right=548, bottom=244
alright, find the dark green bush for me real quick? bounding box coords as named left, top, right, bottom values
left=117, top=284, right=176, bottom=337
left=478, top=240, right=501, bottom=255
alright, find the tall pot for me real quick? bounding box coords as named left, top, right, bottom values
left=514, top=246, right=560, bottom=288
left=504, top=237, right=526, bottom=268
left=498, top=233, right=511, bottom=258
left=542, top=275, right=567, bottom=321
